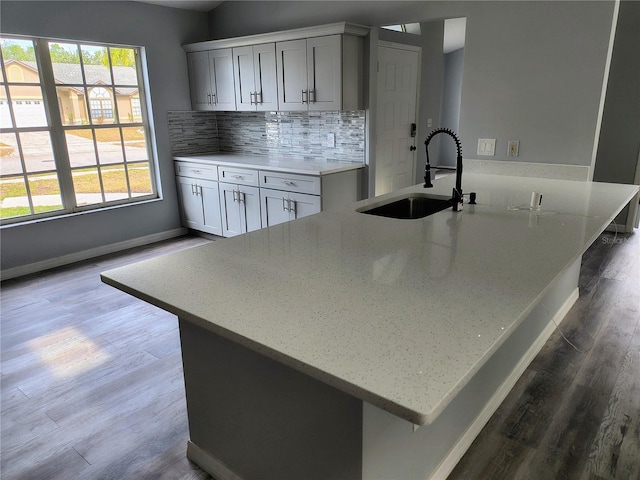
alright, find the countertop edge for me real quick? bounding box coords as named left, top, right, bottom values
left=172, top=154, right=365, bottom=176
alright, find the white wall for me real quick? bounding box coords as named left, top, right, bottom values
left=438, top=48, right=464, bottom=168
left=210, top=1, right=615, bottom=169
left=0, top=1, right=209, bottom=273
left=594, top=0, right=640, bottom=227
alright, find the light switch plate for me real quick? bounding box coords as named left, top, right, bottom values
left=477, top=138, right=496, bottom=156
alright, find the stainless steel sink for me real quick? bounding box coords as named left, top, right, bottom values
left=357, top=194, right=452, bottom=219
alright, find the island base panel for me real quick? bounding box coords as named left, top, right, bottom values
left=179, top=318, right=363, bottom=480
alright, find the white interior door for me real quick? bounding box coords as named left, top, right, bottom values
left=375, top=44, right=420, bottom=196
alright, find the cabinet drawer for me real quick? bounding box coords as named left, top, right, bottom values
left=259, top=171, right=321, bottom=195
left=175, top=161, right=218, bottom=181
left=218, top=166, right=259, bottom=186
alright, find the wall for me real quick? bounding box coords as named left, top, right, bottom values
left=594, top=0, right=640, bottom=227
left=210, top=1, right=615, bottom=172
left=0, top=1, right=209, bottom=273
left=437, top=48, right=464, bottom=168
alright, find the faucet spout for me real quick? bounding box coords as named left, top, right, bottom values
left=424, top=128, right=469, bottom=211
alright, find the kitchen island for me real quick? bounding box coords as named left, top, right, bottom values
left=101, top=173, right=638, bottom=480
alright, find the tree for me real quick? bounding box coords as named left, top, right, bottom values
left=107, top=48, right=135, bottom=67
left=48, top=44, right=79, bottom=64
left=1, top=41, right=35, bottom=62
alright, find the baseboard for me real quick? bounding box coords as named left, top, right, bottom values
left=0, top=227, right=187, bottom=281
left=430, top=287, right=579, bottom=480
left=187, top=440, right=244, bottom=480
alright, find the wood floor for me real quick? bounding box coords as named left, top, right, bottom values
left=1, top=232, right=638, bottom=479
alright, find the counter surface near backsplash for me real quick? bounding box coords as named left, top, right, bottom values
left=173, top=153, right=364, bottom=176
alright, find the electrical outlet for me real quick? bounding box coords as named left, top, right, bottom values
left=326, top=133, right=336, bottom=148
left=507, top=140, right=519, bottom=157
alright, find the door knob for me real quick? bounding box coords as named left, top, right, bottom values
left=409, top=145, right=417, bottom=151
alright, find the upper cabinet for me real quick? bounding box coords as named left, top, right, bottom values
left=232, top=43, right=278, bottom=111
left=187, top=49, right=236, bottom=111
left=276, top=35, right=343, bottom=111
left=184, top=22, right=368, bottom=112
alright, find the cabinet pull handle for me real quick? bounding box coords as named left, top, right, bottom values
left=283, top=180, right=295, bottom=186
left=207, top=94, right=211, bottom=105
left=250, top=92, right=256, bottom=105
left=191, top=184, right=195, bottom=195
left=302, top=89, right=308, bottom=104
left=193, top=169, right=201, bottom=174
left=289, top=200, right=296, bottom=215
left=282, top=197, right=288, bottom=212
left=239, top=192, right=245, bottom=203
left=257, top=91, right=263, bottom=104
left=309, top=89, right=316, bottom=103
left=212, top=93, right=217, bottom=104
left=231, top=175, right=243, bottom=180
left=198, top=185, right=202, bottom=196
left=232, top=190, right=238, bottom=202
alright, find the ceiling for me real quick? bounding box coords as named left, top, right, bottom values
left=134, top=0, right=223, bottom=12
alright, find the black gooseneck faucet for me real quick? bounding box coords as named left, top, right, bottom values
left=424, top=128, right=475, bottom=212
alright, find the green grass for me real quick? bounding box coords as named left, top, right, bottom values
left=0, top=205, right=62, bottom=219
left=0, top=166, right=152, bottom=201
left=1, top=165, right=153, bottom=220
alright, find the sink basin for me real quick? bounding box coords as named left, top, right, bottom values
left=357, top=194, right=452, bottom=219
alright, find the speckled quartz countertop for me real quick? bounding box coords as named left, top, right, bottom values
left=173, top=153, right=364, bottom=175
left=101, top=173, right=638, bottom=425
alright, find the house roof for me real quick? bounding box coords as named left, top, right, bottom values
left=7, top=60, right=138, bottom=95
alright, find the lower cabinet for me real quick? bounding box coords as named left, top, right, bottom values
left=177, top=176, right=223, bottom=236
left=176, top=159, right=362, bottom=237
left=219, top=182, right=262, bottom=237
left=260, top=188, right=321, bottom=228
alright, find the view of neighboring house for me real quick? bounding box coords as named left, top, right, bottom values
left=0, top=59, right=141, bottom=128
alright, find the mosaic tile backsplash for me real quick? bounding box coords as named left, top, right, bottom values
left=168, top=110, right=365, bottom=164
left=167, top=111, right=219, bottom=156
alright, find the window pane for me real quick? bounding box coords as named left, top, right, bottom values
left=20, top=131, right=56, bottom=173
left=0, top=175, right=30, bottom=219
left=128, top=162, right=153, bottom=196
left=95, top=127, right=123, bottom=164
left=28, top=173, right=63, bottom=213
left=1, top=39, right=37, bottom=83
left=81, top=45, right=112, bottom=86
left=72, top=167, right=103, bottom=206
left=57, top=86, right=88, bottom=126
left=8, top=85, right=47, bottom=127
left=89, top=86, right=115, bottom=124
left=101, top=165, right=129, bottom=201
left=110, top=47, right=137, bottom=85
left=0, top=85, right=12, bottom=128
left=49, top=42, right=82, bottom=83
left=118, top=94, right=140, bottom=124
left=0, top=132, right=21, bottom=175
left=65, top=129, right=97, bottom=167
left=122, top=126, right=148, bottom=162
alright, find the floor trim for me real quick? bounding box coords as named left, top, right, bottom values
left=187, top=440, right=244, bottom=480
left=1, top=227, right=187, bottom=281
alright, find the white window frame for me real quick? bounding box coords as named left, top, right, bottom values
left=0, top=35, right=158, bottom=226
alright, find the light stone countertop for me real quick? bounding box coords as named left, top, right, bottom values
left=101, top=173, right=638, bottom=425
left=173, top=153, right=365, bottom=176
